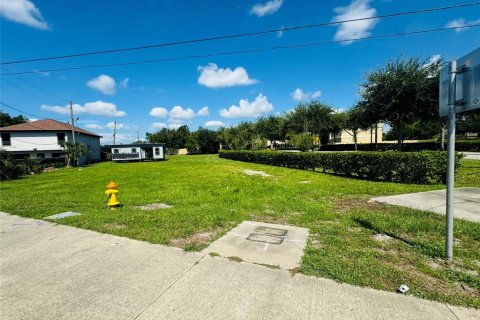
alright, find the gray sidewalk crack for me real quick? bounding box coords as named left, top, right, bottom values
left=445, top=303, right=461, bottom=320
left=132, top=253, right=206, bottom=320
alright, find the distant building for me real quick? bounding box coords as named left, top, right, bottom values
left=105, top=143, right=166, bottom=162
left=329, top=123, right=383, bottom=144
left=0, top=119, right=101, bottom=164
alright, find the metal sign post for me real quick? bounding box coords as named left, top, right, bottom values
left=439, top=47, right=480, bottom=260
left=445, top=61, right=456, bottom=260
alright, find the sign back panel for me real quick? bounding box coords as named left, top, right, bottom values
left=439, top=47, right=480, bottom=116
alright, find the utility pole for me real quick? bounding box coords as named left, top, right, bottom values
left=137, top=130, right=140, bottom=142
left=69, top=101, right=77, bottom=167
left=113, top=121, right=117, bottom=145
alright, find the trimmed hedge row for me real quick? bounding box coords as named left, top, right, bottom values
left=219, top=150, right=461, bottom=184
left=319, top=140, right=480, bottom=152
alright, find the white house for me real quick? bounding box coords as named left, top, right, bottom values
left=0, top=119, right=102, bottom=165
left=105, top=143, right=166, bottom=162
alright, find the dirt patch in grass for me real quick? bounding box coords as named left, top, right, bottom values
left=332, top=197, right=385, bottom=214
left=134, top=203, right=173, bottom=210
left=372, top=233, right=394, bottom=242
left=249, top=213, right=289, bottom=225
left=104, top=223, right=126, bottom=229
left=310, top=239, right=322, bottom=249
left=242, top=169, right=271, bottom=177
left=170, top=228, right=222, bottom=248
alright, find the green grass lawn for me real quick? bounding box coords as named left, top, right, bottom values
left=1, top=155, right=479, bottom=308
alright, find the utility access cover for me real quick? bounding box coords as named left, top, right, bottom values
left=203, top=221, right=309, bottom=269
left=247, top=233, right=285, bottom=245
left=254, top=226, right=288, bottom=236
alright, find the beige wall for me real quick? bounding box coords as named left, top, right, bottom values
left=333, top=123, right=383, bottom=144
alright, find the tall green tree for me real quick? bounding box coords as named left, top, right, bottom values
left=0, top=112, right=28, bottom=127
left=359, top=56, right=441, bottom=150
left=457, top=109, right=480, bottom=137
left=285, top=104, right=309, bottom=134
left=304, top=101, right=334, bottom=147
left=146, top=125, right=190, bottom=149
left=62, top=142, right=88, bottom=167
left=256, top=115, right=286, bottom=149
left=186, top=128, right=219, bottom=154
left=337, top=106, right=370, bottom=151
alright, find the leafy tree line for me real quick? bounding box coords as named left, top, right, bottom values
left=146, top=55, right=479, bottom=153
left=0, top=112, right=28, bottom=127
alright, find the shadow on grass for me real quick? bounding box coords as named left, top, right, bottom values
left=352, top=217, right=444, bottom=258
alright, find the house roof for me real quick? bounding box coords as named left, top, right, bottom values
left=103, top=143, right=165, bottom=148
left=0, top=119, right=102, bottom=137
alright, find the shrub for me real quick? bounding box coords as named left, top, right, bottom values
left=0, top=149, right=66, bottom=181
left=291, top=133, right=315, bottom=152
left=0, top=149, right=24, bottom=181
left=219, top=150, right=461, bottom=184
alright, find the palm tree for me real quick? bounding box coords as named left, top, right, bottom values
left=62, top=142, right=88, bottom=167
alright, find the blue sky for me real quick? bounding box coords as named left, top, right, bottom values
left=1, top=0, right=479, bottom=144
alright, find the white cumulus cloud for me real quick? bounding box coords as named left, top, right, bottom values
left=198, top=106, right=209, bottom=116
left=250, top=0, right=283, bottom=17
left=169, top=106, right=195, bottom=119
left=332, top=0, right=378, bottom=45
left=0, top=0, right=49, bottom=30
left=149, top=107, right=169, bottom=118
left=167, top=118, right=184, bottom=129
left=198, top=63, right=258, bottom=88
left=151, top=122, right=167, bottom=130
left=106, top=122, right=126, bottom=130
left=41, top=101, right=126, bottom=117
left=291, top=88, right=322, bottom=102
left=220, top=94, right=273, bottom=118
left=86, top=74, right=117, bottom=95
left=205, top=120, right=225, bottom=128
left=446, top=18, right=480, bottom=32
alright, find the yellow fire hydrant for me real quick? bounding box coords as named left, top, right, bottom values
left=105, top=181, right=120, bottom=209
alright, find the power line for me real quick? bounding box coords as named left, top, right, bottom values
left=1, top=2, right=478, bottom=65
left=0, top=75, right=66, bottom=104
left=2, top=24, right=478, bottom=76
left=2, top=71, right=67, bottom=103
left=93, top=2, right=255, bottom=30
left=0, top=101, right=68, bottom=122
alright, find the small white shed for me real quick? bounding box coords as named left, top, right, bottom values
left=107, top=143, right=166, bottom=162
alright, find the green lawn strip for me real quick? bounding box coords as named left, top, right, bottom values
left=456, top=159, right=480, bottom=187
left=0, top=155, right=478, bottom=307
left=301, top=199, right=479, bottom=308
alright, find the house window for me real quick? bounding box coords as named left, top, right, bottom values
left=52, top=153, right=65, bottom=158
left=57, top=132, right=65, bottom=145
left=37, top=153, right=45, bottom=159
left=1, top=133, right=11, bottom=146
left=155, top=148, right=160, bottom=156
left=131, top=148, right=137, bottom=153
left=113, top=149, right=119, bottom=154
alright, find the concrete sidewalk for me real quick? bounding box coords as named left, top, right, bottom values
left=462, top=152, right=480, bottom=160
left=371, top=187, right=480, bottom=223
left=1, top=212, right=479, bottom=320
